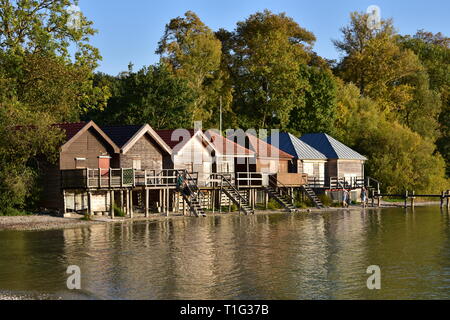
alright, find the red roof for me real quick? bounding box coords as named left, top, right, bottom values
left=155, top=129, right=197, bottom=149
left=246, top=133, right=294, bottom=159
left=53, top=122, right=88, bottom=141
left=204, top=130, right=255, bottom=157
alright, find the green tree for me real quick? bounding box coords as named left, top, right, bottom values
left=89, top=64, right=196, bottom=129
left=221, top=10, right=316, bottom=129
left=398, top=31, right=450, bottom=176
left=157, top=11, right=228, bottom=125
left=0, top=0, right=108, bottom=120
left=288, top=65, right=337, bottom=135
left=333, top=81, right=449, bottom=193
left=334, top=12, right=423, bottom=116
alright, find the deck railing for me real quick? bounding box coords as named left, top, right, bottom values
left=236, top=172, right=264, bottom=187
left=61, top=168, right=187, bottom=189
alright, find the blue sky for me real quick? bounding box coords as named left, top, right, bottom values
left=78, top=0, right=450, bottom=75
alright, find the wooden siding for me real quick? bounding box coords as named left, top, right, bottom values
left=173, top=136, right=214, bottom=186
left=60, top=128, right=116, bottom=170
left=256, top=158, right=289, bottom=175
left=326, top=159, right=338, bottom=180
left=119, top=133, right=165, bottom=170
left=337, top=160, right=364, bottom=178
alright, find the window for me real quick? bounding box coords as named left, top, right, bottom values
left=75, top=158, right=86, bottom=169
left=132, top=159, right=142, bottom=170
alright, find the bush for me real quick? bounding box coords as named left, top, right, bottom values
left=318, top=194, right=333, bottom=207
left=267, top=199, right=282, bottom=210
left=113, top=204, right=126, bottom=217
left=0, top=207, right=29, bottom=216
left=81, top=213, right=92, bottom=221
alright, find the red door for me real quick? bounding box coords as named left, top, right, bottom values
left=99, top=157, right=110, bottom=176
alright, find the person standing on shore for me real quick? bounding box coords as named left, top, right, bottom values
left=343, top=189, right=350, bottom=208
left=361, top=187, right=367, bottom=208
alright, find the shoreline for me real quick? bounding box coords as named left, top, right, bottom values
left=0, top=201, right=444, bottom=232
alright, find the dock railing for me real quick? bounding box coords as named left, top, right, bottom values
left=61, top=168, right=181, bottom=189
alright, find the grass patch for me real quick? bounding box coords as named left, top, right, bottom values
left=267, top=199, right=283, bottom=210
left=81, top=213, right=92, bottom=221
left=0, top=207, right=30, bottom=216
left=318, top=194, right=333, bottom=207
left=113, top=204, right=126, bottom=217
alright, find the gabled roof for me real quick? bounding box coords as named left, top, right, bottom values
left=102, top=124, right=172, bottom=154
left=56, top=121, right=120, bottom=153
left=230, top=132, right=293, bottom=159
left=101, top=125, right=143, bottom=148
left=54, top=122, right=88, bottom=141
left=267, top=132, right=327, bottom=160
left=155, top=129, right=218, bottom=156
left=204, top=130, right=255, bottom=157
left=299, top=133, right=367, bottom=161
left=156, top=129, right=197, bottom=149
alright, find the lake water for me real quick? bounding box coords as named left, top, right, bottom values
left=1, top=206, right=449, bottom=300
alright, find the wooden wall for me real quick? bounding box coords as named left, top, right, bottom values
left=337, top=160, right=364, bottom=178
left=120, top=133, right=165, bottom=170
left=60, top=128, right=116, bottom=170
left=173, top=136, right=214, bottom=186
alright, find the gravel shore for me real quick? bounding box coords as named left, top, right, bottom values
left=0, top=201, right=444, bottom=232
left=0, top=215, right=102, bottom=231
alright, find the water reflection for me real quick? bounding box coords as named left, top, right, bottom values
left=0, top=206, right=449, bottom=300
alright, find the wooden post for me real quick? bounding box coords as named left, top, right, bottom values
left=129, top=189, right=134, bottom=218
left=145, top=188, right=149, bottom=218
left=447, top=190, right=450, bottom=209
left=87, top=191, right=92, bottom=216
left=110, top=190, right=115, bottom=219
left=441, top=191, right=445, bottom=208
left=183, top=196, right=186, bottom=216
left=125, top=190, right=129, bottom=216
left=411, top=190, right=415, bottom=209
left=404, top=190, right=408, bottom=208
left=377, top=195, right=381, bottom=208
left=120, top=190, right=124, bottom=213
left=61, top=190, right=67, bottom=217
left=167, top=189, right=170, bottom=217
left=265, top=191, right=269, bottom=210
left=371, top=190, right=375, bottom=208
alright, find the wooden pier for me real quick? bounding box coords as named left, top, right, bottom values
left=372, top=190, right=450, bottom=209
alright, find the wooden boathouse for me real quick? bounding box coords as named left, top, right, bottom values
left=46, top=122, right=376, bottom=218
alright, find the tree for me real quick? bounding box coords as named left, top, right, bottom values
left=88, top=64, right=196, bottom=130
left=398, top=31, right=450, bottom=176
left=333, top=81, right=449, bottom=193
left=0, top=0, right=108, bottom=120
left=334, top=12, right=423, bottom=116
left=157, top=11, right=228, bottom=125
left=222, top=10, right=316, bottom=129
left=288, top=65, right=337, bottom=136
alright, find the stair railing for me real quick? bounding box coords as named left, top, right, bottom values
left=177, top=170, right=204, bottom=215
left=216, top=173, right=253, bottom=214
left=268, top=175, right=296, bottom=205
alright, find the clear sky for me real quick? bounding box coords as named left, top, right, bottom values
left=78, top=0, right=450, bottom=76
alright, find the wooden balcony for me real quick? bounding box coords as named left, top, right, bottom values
left=272, top=173, right=308, bottom=187
left=61, top=169, right=183, bottom=189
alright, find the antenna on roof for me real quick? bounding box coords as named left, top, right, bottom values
left=219, top=96, right=223, bottom=136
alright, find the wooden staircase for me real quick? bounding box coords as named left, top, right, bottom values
left=301, top=185, right=325, bottom=209
left=264, top=186, right=298, bottom=213
left=178, top=171, right=206, bottom=217
left=217, top=174, right=254, bottom=215
left=265, top=175, right=299, bottom=213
